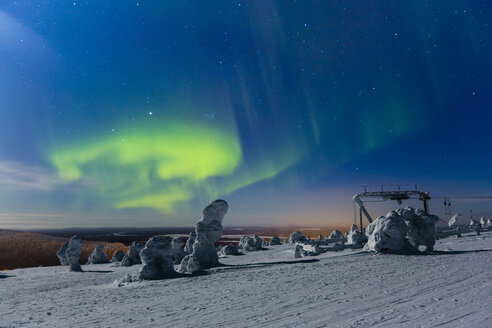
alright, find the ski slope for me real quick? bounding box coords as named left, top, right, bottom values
left=1, top=232, right=491, bottom=327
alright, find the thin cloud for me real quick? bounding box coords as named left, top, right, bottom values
left=0, top=161, right=63, bottom=191
left=0, top=213, right=64, bottom=218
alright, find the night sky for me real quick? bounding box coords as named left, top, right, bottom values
left=1, top=1, right=491, bottom=229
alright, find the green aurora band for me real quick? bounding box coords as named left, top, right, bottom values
left=48, top=122, right=300, bottom=213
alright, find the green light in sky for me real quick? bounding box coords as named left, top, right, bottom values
left=48, top=122, right=299, bottom=213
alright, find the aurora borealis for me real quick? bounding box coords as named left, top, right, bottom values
left=48, top=121, right=299, bottom=213
left=0, top=2, right=491, bottom=228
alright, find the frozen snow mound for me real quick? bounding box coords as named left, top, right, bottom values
left=171, top=237, right=186, bottom=265
left=480, top=217, right=487, bottom=226
left=364, top=207, right=439, bottom=253
left=253, top=235, right=264, bottom=250
left=238, top=236, right=254, bottom=251
left=329, top=229, right=343, bottom=238
left=184, top=231, right=196, bottom=254
left=294, top=244, right=302, bottom=258
left=296, top=242, right=321, bottom=256
left=269, top=236, right=281, bottom=246
left=121, top=241, right=144, bottom=267
left=364, top=212, right=414, bottom=254
left=346, top=225, right=366, bottom=246
left=87, top=245, right=109, bottom=264
left=137, top=236, right=177, bottom=280
left=110, top=250, right=125, bottom=263
left=448, top=213, right=468, bottom=227
left=179, top=199, right=228, bottom=274
left=56, top=242, right=69, bottom=265
left=289, top=231, right=306, bottom=244
left=327, top=229, right=343, bottom=241
left=238, top=235, right=263, bottom=251
left=329, top=242, right=346, bottom=252
left=66, top=235, right=83, bottom=272
left=400, top=207, right=439, bottom=251
left=221, top=244, right=239, bottom=256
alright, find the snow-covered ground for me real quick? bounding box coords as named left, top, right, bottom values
left=1, top=232, right=492, bottom=327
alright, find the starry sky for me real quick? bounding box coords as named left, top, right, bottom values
left=1, top=1, right=491, bottom=229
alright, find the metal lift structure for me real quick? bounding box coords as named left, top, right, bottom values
left=353, top=184, right=492, bottom=230
left=352, top=184, right=430, bottom=230
left=440, top=195, right=492, bottom=216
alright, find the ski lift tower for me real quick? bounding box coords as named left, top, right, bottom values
left=352, top=184, right=431, bottom=230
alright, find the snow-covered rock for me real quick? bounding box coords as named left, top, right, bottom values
left=179, top=199, right=228, bottom=274
left=289, top=231, right=305, bottom=244
left=137, top=236, right=176, bottom=280
left=110, top=250, right=125, bottom=263
left=56, top=242, right=69, bottom=265
left=487, top=218, right=492, bottom=227
left=448, top=213, right=468, bottom=227
left=87, top=245, right=109, bottom=264
left=269, top=236, right=281, bottom=246
left=171, top=237, right=186, bottom=264
left=66, top=235, right=83, bottom=272
left=184, top=231, right=196, bottom=254
left=221, top=244, right=239, bottom=256
left=120, top=241, right=144, bottom=267
left=469, top=219, right=479, bottom=226
left=480, top=217, right=487, bottom=227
